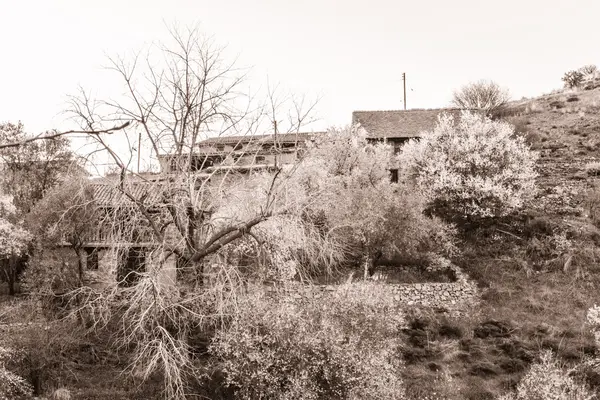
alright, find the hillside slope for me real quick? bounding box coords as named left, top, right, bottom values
left=401, top=80, right=600, bottom=400
left=506, top=81, right=600, bottom=214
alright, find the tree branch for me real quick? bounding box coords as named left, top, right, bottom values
left=0, top=122, right=131, bottom=150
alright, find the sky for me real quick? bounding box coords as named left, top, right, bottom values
left=1, top=0, right=599, bottom=136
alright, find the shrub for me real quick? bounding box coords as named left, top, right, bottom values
left=210, top=283, right=406, bottom=399
left=580, top=65, right=598, bottom=78
left=498, top=351, right=595, bottom=400
left=451, top=80, right=510, bottom=115
left=296, top=126, right=456, bottom=276
left=21, top=248, right=81, bottom=296
left=0, top=346, right=33, bottom=400
left=563, top=70, right=585, bottom=89
left=398, top=111, right=538, bottom=222
left=586, top=162, right=600, bottom=177
left=584, top=185, right=600, bottom=227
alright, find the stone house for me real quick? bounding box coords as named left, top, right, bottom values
left=352, top=108, right=463, bottom=182
left=56, top=109, right=463, bottom=287
left=158, top=132, right=320, bottom=174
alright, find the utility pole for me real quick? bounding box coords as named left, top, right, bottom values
left=402, top=72, right=407, bottom=110
left=273, top=120, right=278, bottom=169
left=137, top=131, right=142, bottom=173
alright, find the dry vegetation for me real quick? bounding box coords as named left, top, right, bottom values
left=395, top=74, right=600, bottom=399
left=3, top=59, right=600, bottom=399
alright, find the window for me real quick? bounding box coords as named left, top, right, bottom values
left=117, top=248, right=146, bottom=287
left=389, top=169, right=399, bottom=183
left=170, top=159, right=179, bottom=172
left=215, top=145, right=225, bottom=152
left=191, top=156, right=214, bottom=171
left=86, top=248, right=99, bottom=270
left=256, top=156, right=266, bottom=163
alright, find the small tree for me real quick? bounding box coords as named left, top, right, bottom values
left=579, top=64, right=598, bottom=77
left=562, top=70, right=585, bottom=89
left=0, top=194, right=31, bottom=295
left=0, top=346, right=33, bottom=399
left=398, top=111, right=538, bottom=222
left=25, top=175, right=96, bottom=289
left=210, top=283, right=407, bottom=400
left=297, top=126, right=455, bottom=277
left=0, top=122, right=84, bottom=215
left=451, top=80, right=510, bottom=115
left=498, top=351, right=594, bottom=400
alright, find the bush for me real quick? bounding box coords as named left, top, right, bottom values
left=579, top=64, right=598, bottom=76
left=0, top=346, right=33, bottom=399
left=586, top=162, right=600, bottom=177
left=21, top=247, right=81, bottom=296
left=563, top=70, right=585, bottom=89
left=451, top=80, right=510, bottom=115
left=2, top=320, right=75, bottom=395
left=584, top=185, right=600, bottom=227
left=296, top=126, right=456, bottom=275
left=210, top=283, right=407, bottom=399
left=498, top=351, right=595, bottom=400
left=398, top=111, right=538, bottom=222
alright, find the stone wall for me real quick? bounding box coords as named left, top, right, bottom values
left=266, top=267, right=479, bottom=312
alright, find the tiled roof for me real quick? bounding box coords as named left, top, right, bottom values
left=197, top=132, right=321, bottom=146
left=352, top=109, right=464, bottom=139
left=90, top=175, right=167, bottom=206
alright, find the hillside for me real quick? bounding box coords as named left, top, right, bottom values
left=399, top=80, right=600, bottom=399
left=507, top=81, right=600, bottom=212
left=3, top=82, right=600, bottom=400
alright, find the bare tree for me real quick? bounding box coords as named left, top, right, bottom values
left=65, top=26, right=327, bottom=399
left=0, top=123, right=129, bottom=150
left=451, top=80, right=510, bottom=115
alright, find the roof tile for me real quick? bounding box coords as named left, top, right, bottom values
left=352, top=109, right=463, bottom=139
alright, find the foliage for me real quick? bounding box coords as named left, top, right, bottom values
left=585, top=185, right=600, bottom=227
left=587, top=305, right=600, bottom=345
left=586, top=162, right=600, bottom=177
left=0, top=122, right=80, bottom=214
left=580, top=65, right=598, bottom=76
left=0, top=346, right=33, bottom=400
left=498, top=351, right=595, bottom=400
left=0, top=219, right=31, bottom=260
left=20, top=248, right=82, bottom=295
left=24, top=176, right=97, bottom=292
left=0, top=193, right=30, bottom=259
left=563, top=70, right=585, bottom=89
left=58, top=26, right=447, bottom=400
left=26, top=175, right=95, bottom=247
left=209, top=283, right=406, bottom=400
left=451, top=80, right=510, bottom=115
left=295, top=126, right=456, bottom=273
left=2, top=312, right=89, bottom=397
left=207, top=171, right=348, bottom=282
left=0, top=192, right=32, bottom=295
left=398, top=111, right=538, bottom=221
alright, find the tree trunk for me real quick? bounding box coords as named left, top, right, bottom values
left=7, top=253, right=17, bottom=296
left=363, top=254, right=374, bottom=280
left=75, top=247, right=85, bottom=283
left=7, top=273, right=15, bottom=296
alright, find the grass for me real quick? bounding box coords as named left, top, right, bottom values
left=4, top=81, right=600, bottom=400
left=0, top=294, right=163, bottom=400
left=400, top=81, right=600, bottom=398
left=400, top=242, right=599, bottom=399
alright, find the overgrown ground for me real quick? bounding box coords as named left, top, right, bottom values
left=400, top=80, right=600, bottom=399
left=4, top=83, right=600, bottom=399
